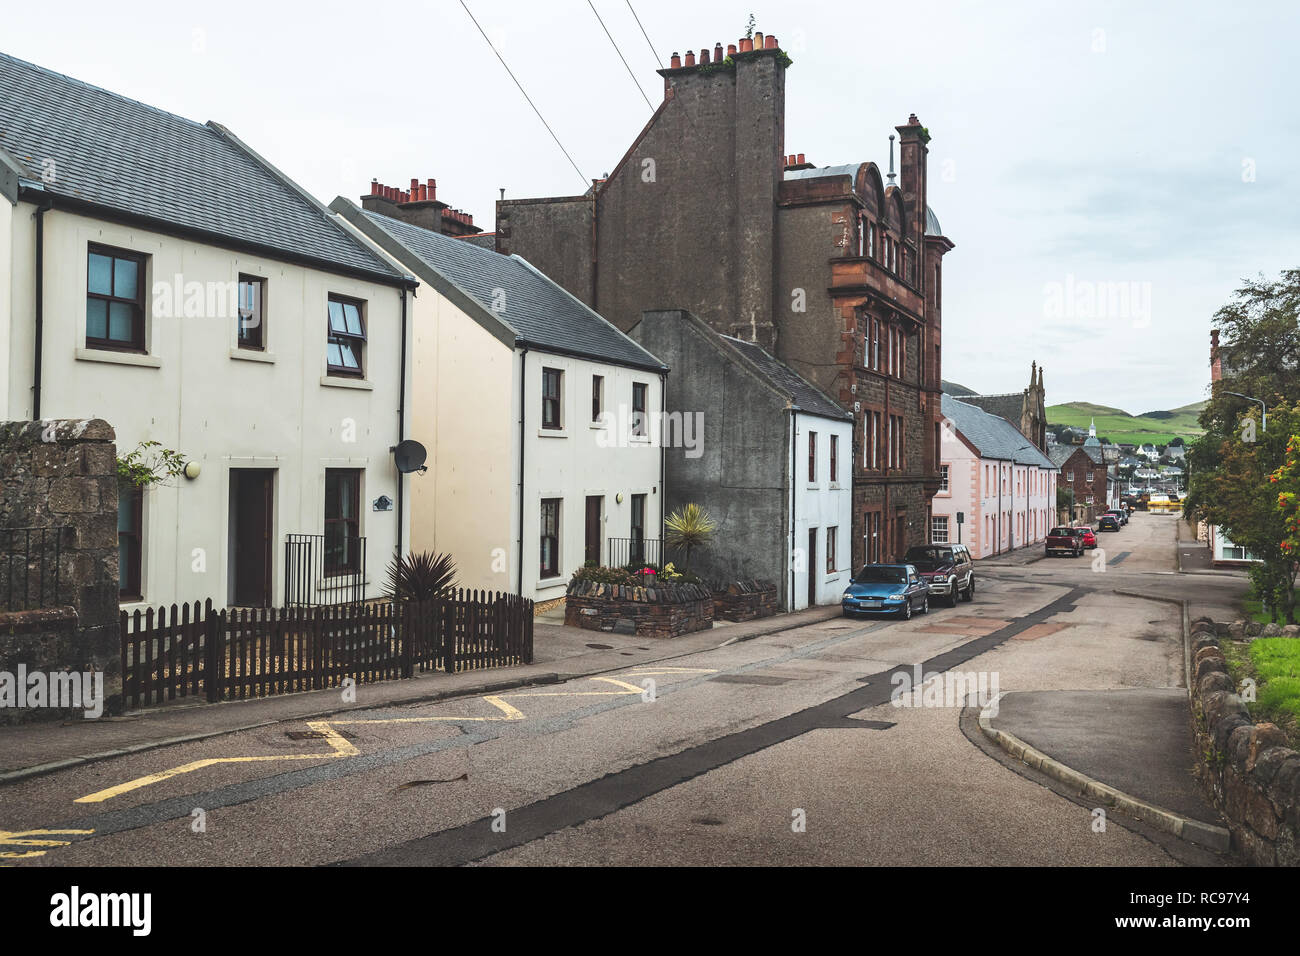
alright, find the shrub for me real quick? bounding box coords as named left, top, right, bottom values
left=387, top=551, right=458, bottom=603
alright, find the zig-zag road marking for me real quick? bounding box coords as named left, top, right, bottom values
left=70, top=673, right=686, bottom=806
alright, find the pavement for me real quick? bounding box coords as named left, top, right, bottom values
left=0, top=602, right=841, bottom=781
left=986, top=688, right=1219, bottom=825
left=971, top=513, right=1240, bottom=850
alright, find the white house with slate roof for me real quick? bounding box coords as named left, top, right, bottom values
left=0, top=52, right=417, bottom=612
left=330, top=198, right=666, bottom=602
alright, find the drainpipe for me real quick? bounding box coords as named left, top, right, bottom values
left=658, top=370, right=666, bottom=548
left=31, top=198, right=53, bottom=421
left=394, top=286, right=409, bottom=562
left=790, top=409, right=797, bottom=611
left=516, top=345, right=528, bottom=596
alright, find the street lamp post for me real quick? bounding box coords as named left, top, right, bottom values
left=1224, top=391, right=1268, bottom=433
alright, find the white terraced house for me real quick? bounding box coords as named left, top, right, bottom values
left=0, top=52, right=418, bottom=611
left=330, top=196, right=667, bottom=603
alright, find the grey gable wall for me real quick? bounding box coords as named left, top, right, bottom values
left=629, top=310, right=791, bottom=605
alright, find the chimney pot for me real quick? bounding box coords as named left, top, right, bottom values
left=418, top=183, right=428, bottom=201
left=700, top=48, right=710, bottom=64
left=739, top=37, right=752, bottom=52
left=797, top=153, right=805, bottom=164
left=765, top=34, right=777, bottom=49
left=670, top=52, right=681, bottom=68
left=410, top=178, right=419, bottom=196
left=370, top=178, right=379, bottom=195
left=727, top=43, right=737, bottom=55
left=684, top=51, right=695, bottom=66
left=715, top=43, right=724, bottom=60
left=753, top=31, right=763, bottom=48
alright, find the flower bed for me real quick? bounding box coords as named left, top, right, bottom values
left=564, top=577, right=713, bottom=638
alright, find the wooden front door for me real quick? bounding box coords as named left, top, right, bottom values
left=232, top=469, right=274, bottom=607
left=585, top=496, right=603, bottom=566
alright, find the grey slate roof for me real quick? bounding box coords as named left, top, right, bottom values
left=721, top=337, right=851, bottom=421
left=340, top=203, right=666, bottom=371
left=1047, top=442, right=1105, bottom=468
left=1048, top=445, right=1078, bottom=468
left=942, top=395, right=1054, bottom=468
left=0, top=51, right=403, bottom=282
left=961, top=393, right=1026, bottom=432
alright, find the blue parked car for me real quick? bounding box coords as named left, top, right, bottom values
left=842, top=564, right=930, bottom=619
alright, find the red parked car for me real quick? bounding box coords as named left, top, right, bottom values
left=1075, top=526, right=1098, bottom=550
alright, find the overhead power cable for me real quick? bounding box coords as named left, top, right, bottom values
left=459, top=0, right=588, bottom=188
left=624, top=0, right=664, bottom=69
left=588, top=0, right=655, bottom=111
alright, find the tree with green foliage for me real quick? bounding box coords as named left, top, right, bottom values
left=1185, top=269, right=1300, bottom=624
left=117, top=440, right=186, bottom=489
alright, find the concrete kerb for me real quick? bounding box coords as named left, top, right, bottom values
left=976, top=693, right=1231, bottom=852
left=0, top=604, right=841, bottom=787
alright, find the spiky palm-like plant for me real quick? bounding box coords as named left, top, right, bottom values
left=386, top=551, right=458, bottom=603
left=664, top=503, right=717, bottom=570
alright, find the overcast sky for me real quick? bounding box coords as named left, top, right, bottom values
left=8, top=0, right=1297, bottom=413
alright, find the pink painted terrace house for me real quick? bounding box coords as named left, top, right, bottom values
left=932, top=394, right=1058, bottom=558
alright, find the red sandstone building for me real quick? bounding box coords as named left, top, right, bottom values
left=495, top=28, right=955, bottom=567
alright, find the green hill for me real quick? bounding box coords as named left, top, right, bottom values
left=1046, top=401, right=1205, bottom=446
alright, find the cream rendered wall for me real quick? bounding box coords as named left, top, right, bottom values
left=520, top=352, right=663, bottom=603
left=792, top=414, right=854, bottom=609
left=405, top=287, right=516, bottom=593
left=0, top=197, right=12, bottom=420
left=10, top=206, right=408, bottom=610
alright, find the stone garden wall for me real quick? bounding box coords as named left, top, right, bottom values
left=0, top=419, right=120, bottom=722
left=565, top=578, right=714, bottom=638
left=713, top=580, right=778, bottom=622
left=1189, top=617, right=1300, bottom=865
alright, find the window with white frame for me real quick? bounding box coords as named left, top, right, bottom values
left=931, top=516, right=949, bottom=543
left=939, top=464, right=949, bottom=492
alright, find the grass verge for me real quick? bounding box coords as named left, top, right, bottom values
left=1221, top=637, right=1300, bottom=749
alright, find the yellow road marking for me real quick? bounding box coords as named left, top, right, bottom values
left=589, top=676, right=649, bottom=693
left=0, top=828, right=95, bottom=862
left=71, top=672, right=662, bottom=805
left=482, top=695, right=526, bottom=720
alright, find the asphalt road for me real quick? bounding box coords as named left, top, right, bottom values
left=0, top=513, right=1247, bottom=866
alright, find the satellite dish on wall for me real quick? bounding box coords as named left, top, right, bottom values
left=393, top=440, right=428, bottom=474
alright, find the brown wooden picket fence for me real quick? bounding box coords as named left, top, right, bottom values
left=120, top=590, right=534, bottom=710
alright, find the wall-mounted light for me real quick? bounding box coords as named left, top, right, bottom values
left=616, top=493, right=624, bottom=504
left=183, top=461, right=201, bottom=480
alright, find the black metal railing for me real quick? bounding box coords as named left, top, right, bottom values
left=608, top=536, right=664, bottom=569
left=1, top=527, right=66, bottom=611
left=284, top=533, right=367, bottom=607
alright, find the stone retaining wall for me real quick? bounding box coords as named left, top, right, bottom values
left=1189, top=617, right=1300, bottom=865
left=564, top=578, right=714, bottom=638
left=713, top=580, right=778, bottom=622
